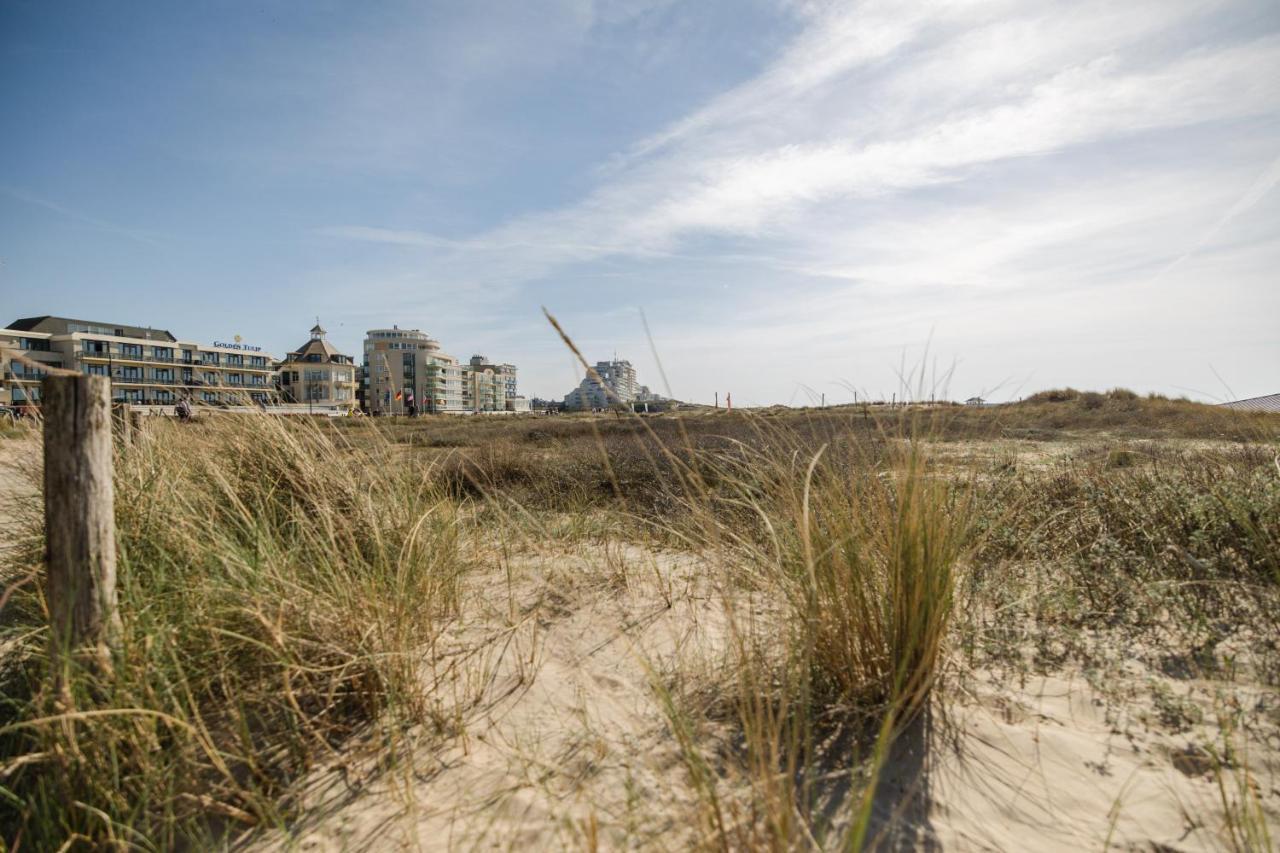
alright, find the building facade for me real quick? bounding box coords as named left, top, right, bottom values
left=468, top=355, right=519, bottom=399
left=1, top=316, right=276, bottom=406
left=364, top=327, right=459, bottom=415
left=277, top=324, right=358, bottom=412
left=362, top=328, right=523, bottom=414
left=563, top=359, right=639, bottom=410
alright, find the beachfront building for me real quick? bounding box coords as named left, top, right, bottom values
left=463, top=356, right=506, bottom=413
left=364, top=326, right=460, bottom=415
left=466, top=355, right=530, bottom=412
left=563, top=358, right=639, bottom=410
left=468, top=355, right=519, bottom=400
left=277, top=324, right=359, bottom=412
left=362, top=328, right=524, bottom=415
left=1, top=316, right=277, bottom=406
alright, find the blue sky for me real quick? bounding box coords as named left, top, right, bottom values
left=2, top=0, right=1278, bottom=404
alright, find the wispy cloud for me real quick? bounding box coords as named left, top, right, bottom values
left=317, top=0, right=1280, bottom=400
left=329, top=2, right=1278, bottom=274
left=1154, top=149, right=1280, bottom=279
left=2, top=186, right=163, bottom=246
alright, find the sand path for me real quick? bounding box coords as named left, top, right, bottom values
left=256, top=545, right=721, bottom=851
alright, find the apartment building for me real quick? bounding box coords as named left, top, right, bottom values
left=1, top=316, right=276, bottom=406
left=362, top=327, right=523, bottom=414
left=467, top=355, right=519, bottom=399
left=364, top=327, right=458, bottom=414
left=277, top=324, right=358, bottom=412
left=563, top=358, right=639, bottom=409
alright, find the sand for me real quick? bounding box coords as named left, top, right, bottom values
left=248, top=539, right=1278, bottom=851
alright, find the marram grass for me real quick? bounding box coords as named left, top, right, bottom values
left=0, top=413, right=461, bottom=849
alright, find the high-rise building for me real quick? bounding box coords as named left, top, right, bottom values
left=563, top=358, right=639, bottom=410
left=1, top=316, right=277, bottom=406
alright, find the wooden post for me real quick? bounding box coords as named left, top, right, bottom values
left=43, top=374, right=121, bottom=669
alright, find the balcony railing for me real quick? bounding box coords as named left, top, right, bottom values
left=71, top=349, right=280, bottom=377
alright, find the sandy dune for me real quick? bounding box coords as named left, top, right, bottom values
left=250, top=541, right=1277, bottom=851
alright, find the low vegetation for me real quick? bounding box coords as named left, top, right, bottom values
left=1, top=393, right=1277, bottom=848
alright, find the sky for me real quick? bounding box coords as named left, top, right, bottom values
left=2, top=0, right=1278, bottom=405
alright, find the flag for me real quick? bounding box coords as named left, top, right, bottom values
left=395, top=391, right=403, bottom=401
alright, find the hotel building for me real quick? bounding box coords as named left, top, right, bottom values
left=1, top=316, right=276, bottom=406
left=277, top=324, right=358, bottom=412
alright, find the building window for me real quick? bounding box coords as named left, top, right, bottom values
left=120, top=344, right=142, bottom=357
left=84, top=364, right=107, bottom=376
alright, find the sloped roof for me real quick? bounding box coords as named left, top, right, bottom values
left=1220, top=393, right=1280, bottom=413
left=286, top=335, right=351, bottom=363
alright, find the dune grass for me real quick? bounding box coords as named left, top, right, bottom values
left=0, top=393, right=1277, bottom=848
left=0, top=414, right=462, bottom=849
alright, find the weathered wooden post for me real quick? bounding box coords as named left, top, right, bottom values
left=43, top=374, right=121, bottom=671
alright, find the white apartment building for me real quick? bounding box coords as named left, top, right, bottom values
left=564, top=358, right=640, bottom=409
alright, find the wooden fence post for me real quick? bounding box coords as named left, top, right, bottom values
left=42, top=374, right=121, bottom=670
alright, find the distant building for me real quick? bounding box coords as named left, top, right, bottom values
left=364, top=327, right=456, bottom=415
left=965, top=396, right=986, bottom=406
left=1220, top=393, right=1280, bottom=413
left=362, top=327, right=520, bottom=414
left=564, top=358, right=639, bottom=409
left=277, top=324, right=358, bottom=411
left=469, top=355, right=519, bottom=400
left=1, top=315, right=276, bottom=407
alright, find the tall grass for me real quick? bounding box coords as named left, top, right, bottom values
left=2, top=391, right=1275, bottom=848
left=635, top=411, right=976, bottom=849
left=0, top=414, right=462, bottom=849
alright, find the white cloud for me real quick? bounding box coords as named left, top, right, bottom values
left=321, top=0, right=1280, bottom=400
